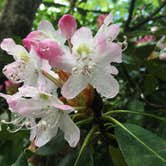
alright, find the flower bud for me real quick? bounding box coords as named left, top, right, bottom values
left=0, top=85, right=3, bottom=91
left=23, top=31, right=47, bottom=50
left=37, top=39, right=63, bottom=62
left=4, top=80, right=13, bottom=89
left=159, top=52, right=166, bottom=60
left=58, top=14, right=77, bottom=39
left=97, top=14, right=108, bottom=28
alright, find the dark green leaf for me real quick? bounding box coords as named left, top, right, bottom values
left=115, top=123, right=166, bottom=166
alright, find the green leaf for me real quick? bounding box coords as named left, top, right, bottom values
left=115, top=123, right=166, bottom=166
left=109, top=145, right=127, bottom=166
left=144, top=74, right=158, bottom=94
left=13, top=150, right=32, bottom=166
left=94, top=143, right=113, bottom=166
left=58, top=148, right=94, bottom=166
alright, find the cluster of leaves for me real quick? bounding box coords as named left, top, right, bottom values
left=0, top=0, right=166, bottom=165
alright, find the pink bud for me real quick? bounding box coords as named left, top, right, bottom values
left=23, top=31, right=47, bottom=50
left=159, top=53, right=166, bottom=60
left=0, top=85, right=3, bottom=91
left=4, top=80, right=13, bottom=89
left=58, top=14, right=77, bottom=39
left=37, top=39, right=63, bottom=62
left=97, top=14, right=108, bottom=28
left=136, top=35, right=156, bottom=45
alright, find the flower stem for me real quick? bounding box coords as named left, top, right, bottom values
left=74, top=125, right=97, bottom=166
left=41, top=70, right=63, bottom=87
left=67, top=39, right=72, bottom=53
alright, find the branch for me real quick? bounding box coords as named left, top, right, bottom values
left=129, top=0, right=166, bottom=31
left=43, top=2, right=109, bottom=14
left=124, top=0, right=136, bottom=31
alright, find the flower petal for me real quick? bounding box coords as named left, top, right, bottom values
left=90, top=68, right=119, bottom=98
left=1, top=38, right=28, bottom=60
left=61, top=75, right=88, bottom=99
left=71, top=27, right=93, bottom=49
left=106, top=24, right=120, bottom=41
left=104, top=12, right=113, bottom=25
left=93, top=42, right=122, bottom=64
left=60, top=114, right=80, bottom=147
left=54, top=104, right=74, bottom=113
left=2, top=60, right=26, bottom=83
left=34, top=125, right=59, bottom=147
left=34, top=111, right=60, bottom=147
left=38, top=20, right=65, bottom=44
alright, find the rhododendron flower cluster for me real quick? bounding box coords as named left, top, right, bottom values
left=0, top=13, right=122, bottom=148
left=136, top=35, right=156, bottom=46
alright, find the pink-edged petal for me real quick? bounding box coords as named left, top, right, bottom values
left=54, top=104, right=74, bottom=112
left=38, top=20, right=65, bottom=44
left=1, top=38, right=28, bottom=60
left=61, top=75, right=88, bottom=99
left=104, top=12, right=113, bottom=25
left=60, top=114, right=80, bottom=147
left=71, top=27, right=93, bottom=48
left=90, top=68, right=119, bottom=98
left=50, top=52, right=76, bottom=72
left=106, top=24, right=120, bottom=41
left=94, top=42, right=122, bottom=64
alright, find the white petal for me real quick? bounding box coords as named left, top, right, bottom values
left=90, top=67, right=119, bottom=98
left=34, top=111, right=60, bottom=147
left=2, top=60, right=26, bottom=83
left=38, top=20, right=65, bottom=44
left=61, top=75, right=88, bottom=99
left=38, top=20, right=56, bottom=37
left=93, top=42, right=122, bottom=64
left=104, top=12, right=113, bottom=25
left=106, top=24, right=120, bottom=41
left=0, top=38, right=28, bottom=60
left=30, top=119, right=37, bottom=141
left=71, top=27, right=93, bottom=49
left=35, top=126, right=59, bottom=147
left=60, top=114, right=80, bottom=147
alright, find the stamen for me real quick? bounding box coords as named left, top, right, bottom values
left=1, top=117, right=24, bottom=125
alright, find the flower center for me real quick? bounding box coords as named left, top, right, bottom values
left=77, top=44, right=90, bottom=56
left=19, top=52, right=30, bottom=62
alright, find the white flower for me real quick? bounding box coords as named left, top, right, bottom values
left=0, top=85, right=80, bottom=147
left=0, top=38, right=58, bottom=92
left=59, top=14, right=122, bottom=99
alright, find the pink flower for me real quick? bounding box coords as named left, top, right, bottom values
left=58, top=14, right=77, bottom=39
left=136, top=35, right=156, bottom=46
left=0, top=85, right=3, bottom=91
left=97, top=14, right=108, bottom=28
left=159, top=52, right=166, bottom=60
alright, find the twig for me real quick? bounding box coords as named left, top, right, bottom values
left=129, top=0, right=166, bottom=31
left=125, top=0, right=137, bottom=31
